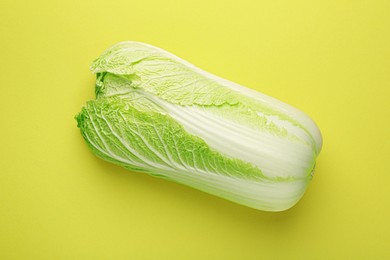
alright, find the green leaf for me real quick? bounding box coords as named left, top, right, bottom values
left=76, top=96, right=268, bottom=180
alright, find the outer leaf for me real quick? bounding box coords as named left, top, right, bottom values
left=76, top=96, right=268, bottom=180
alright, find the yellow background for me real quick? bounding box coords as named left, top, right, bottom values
left=1, top=0, right=389, bottom=259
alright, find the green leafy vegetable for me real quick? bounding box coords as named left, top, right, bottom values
left=76, top=41, right=322, bottom=211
